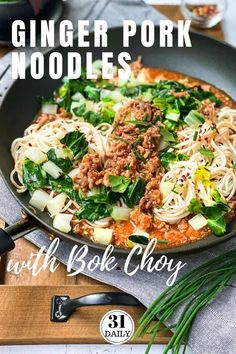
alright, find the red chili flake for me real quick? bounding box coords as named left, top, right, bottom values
left=190, top=4, right=219, bottom=18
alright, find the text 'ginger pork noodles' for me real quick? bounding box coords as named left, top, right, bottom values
left=10, top=59, right=236, bottom=249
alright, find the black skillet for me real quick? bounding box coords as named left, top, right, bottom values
left=0, top=26, right=236, bottom=257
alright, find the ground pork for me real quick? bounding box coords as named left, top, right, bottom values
left=36, top=108, right=70, bottom=127
left=200, top=99, right=216, bottom=119
left=129, top=57, right=143, bottom=78
left=130, top=207, right=152, bottom=230
left=74, top=153, right=104, bottom=190
left=114, top=99, right=160, bottom=125
left=74, top=100, right=163, bottom=211
left=139, top=177, right=162, bottom=211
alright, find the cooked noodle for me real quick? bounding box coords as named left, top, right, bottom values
left=11, top=117, right=112, bottom=191
left=154, top=107, right=236, bottom=223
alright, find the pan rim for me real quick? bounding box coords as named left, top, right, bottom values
left=0, top=25, right=236, bottom=256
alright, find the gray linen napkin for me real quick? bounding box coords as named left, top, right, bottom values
left=0, top=1, right=236, bottom=353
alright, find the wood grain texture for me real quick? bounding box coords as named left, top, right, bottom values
left=0, top=285, right=171, bottom=344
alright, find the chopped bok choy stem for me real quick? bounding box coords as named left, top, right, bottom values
left=188, top=214, right=208, bottom=230
left=53, top=213, right=73, bottom=233
left=25, top=148, right=47, bottom=165
left=29, top=189, right=51, bottom=211
left=42, top=161, right=63, bottom=179
left=47, top=193, right=67, bottom=216
left=93, top=228, right=113, bottom=245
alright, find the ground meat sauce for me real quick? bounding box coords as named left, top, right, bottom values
left=74, top=100, right=163, bottom=193
left=36, top=107, right=70, bottom=127
left=71, top=67, right=235, bottom=250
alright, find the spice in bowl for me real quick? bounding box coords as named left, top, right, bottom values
left=190, top=4, right=219, bottom=17
left=180, top=0, right=227, bottom=28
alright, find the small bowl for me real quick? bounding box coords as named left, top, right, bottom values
left=180, top=0, right=227, bottom=29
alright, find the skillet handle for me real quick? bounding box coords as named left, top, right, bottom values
left=0, top=228, right=15, bottom=255
left=51, top=292, right=143, bottom=322
left=0, top=214, right=36, bottom=256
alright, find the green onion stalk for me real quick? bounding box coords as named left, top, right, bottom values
left=133, top=250, right=236, bottom=354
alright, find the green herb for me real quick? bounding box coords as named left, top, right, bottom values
left=199, top=148, right=214, bottom=158
left=75, top=200, right=112, bottom=222
left=211, top=188, right=225, bottom=203
left=73, top=103, right=114, bottom=125
left=96, top=81, right=117, bottom=89
left=74, top=185, right=122, bottom=222
left=84, top=86, right=100, bottom=102
left=120, top=84, right=153, bottom=98
left=109, top=175, right=131, bottom=193
left=232, top=163, right=236, bottom=169
left=188, top=198, right=203, bottom=214
left=171, top=188, right=178, bottom=195
left=47, top=148, right=72, bottom=173
left=90, top=177, right=147, bottom=209
left=72, top=103, right=86, bottom=117
left=124, top=178, right=146, bottom=208
left=129, top=235, right=168, bottom=245
left=143, top=113, right=148, bottom=121
left=165, top=108, right=180, bottom=122
left=38, top=96, right=56, bottom=105
left=49, top=174, right=72, bottom=194
left=184, top=110, right=205, bottom=128
left=54, top=77, right=221, bottom=122
left=88, top=187, right=120, bottom=205
left=125, top=120, right=152, bottom=128
left=159, top=151, right=189, bottom=169
left=193, top=131, right=198, bottom=141
left=128, top=235, right=149, bottom=245
left=163, top=119, right=177, bottom=131
left=102, top=106, right=116, bottom=122
left=132, top=138, right=146, bottom=163
left=22, top=159, right=47, bottom=191
left=160, top=128, right=176, bottom=143
left=56, top=71, right=97, bottom=112
left=196, top=200, right=229, bottom=236
left=49, top=174, right=82, bottom=204
left=207, top=216, right=226, bottom=236
left=153, top=98, right=169, bottom=111
left=60, top=131, right=88, bottom=160
left=152, top=115, right=162, bottom=124
left=113, top=137, right=130, bottom=145
left=134, top=250, right=236, bottom=354
left=151, top=80, right=221, bottom=131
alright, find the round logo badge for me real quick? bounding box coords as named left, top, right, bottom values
left=100, top=309, right=135, bottom=344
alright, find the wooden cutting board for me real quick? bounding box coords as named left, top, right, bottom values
left=0, top=5, right=224, bottom=344
left=0, top=235, right=171, bottom=344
